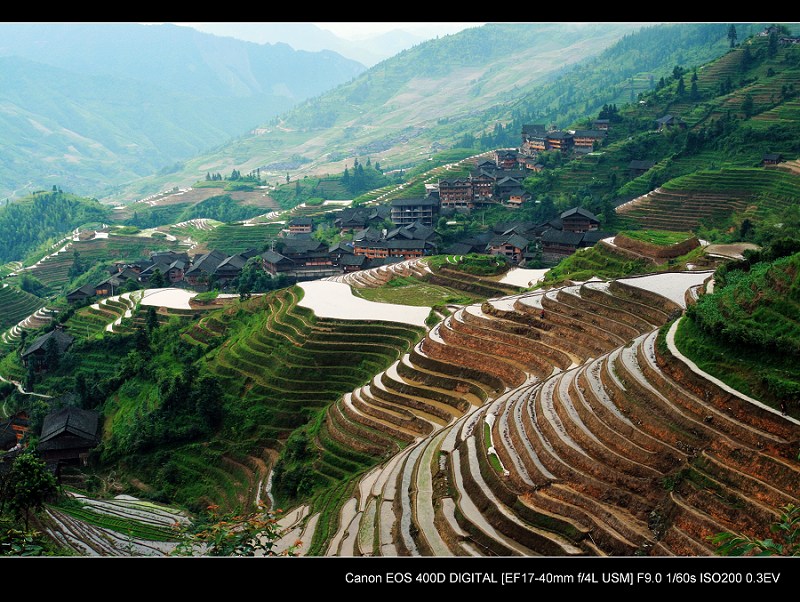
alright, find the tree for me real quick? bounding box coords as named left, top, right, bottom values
left=149, top=268, right=165, bottom=289
left=690, top=79, right=700, bottom=101
left=676, top=76, right=686, bottom=96
left=4, top=452, right=58, bottom=530
left=768, top=32, right=779, bottom=58
left=145, top=306, right=159, bottom=334
left=710, top=504, right=799, bottom=556
left=741, top=93, right=755, bottom=118
left=43, top=337, right=60, bottom=371
left=727, top=24, right=737, bottom=48
left=172, top=503, right=300, bottom=557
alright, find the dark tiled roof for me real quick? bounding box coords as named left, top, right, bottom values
left=67, top=283, right=96, bottom=298
left=281, top=239, right=326, bottom=254
left=339, top=254, right=367, bottom=266
left=444, top=243, right=475, bottom=255
left=573, top=130, right=606, bottom=138
left=22, top=329, right=74, bottom=358
left=560, top=207, right=599, bottom=222
left=217, top=254, right=248, bottom=271
left=546, top=131, right=573, bottom=140
left=656, top=114, right=684, bottom=125
left=763, top=153, right=783, bottom=161
left=356, top=239, right=431, bottom=250
left=581, top=230, right=611, bottom=245
left=329, top=242, right=354, bottom=254
left=541, top=229, right=585, bottom=245
left=186, top=250, right=227, bottom=275
left=262, top=251, right=292, bottom=264
left=289, top=217, right=313, bottom=226
left=390, top=197, right=439, bottom=207
left=522, top=124, right=546, bottom=135
left=39, top=407, right=100, bottom=445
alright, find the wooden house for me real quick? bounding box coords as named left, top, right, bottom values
left=560, top=207, right=600, bottom=233
left=288, top=217, right=313, bottom=234
left=390, top=196, right=439, bottom=227
left=37, top=407, right=101, bottom=468
left=21, top=327, right=74, bottom=371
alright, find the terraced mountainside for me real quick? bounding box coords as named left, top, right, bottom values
left=618, top=168, right=800, bottom=232
left=302, top=269, right=799, bottom=556
left=9, top=254, right=797, bottom=557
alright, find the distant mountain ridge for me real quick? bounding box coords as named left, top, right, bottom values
left=0, top=22, right=366, bottom=199
left=113, top=22, right=750, bottom=203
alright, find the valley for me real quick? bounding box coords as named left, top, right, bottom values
left=0, top=22, right=798, bottom=563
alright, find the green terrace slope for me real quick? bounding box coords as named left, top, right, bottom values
left=676, top=251, right=800, bottom=415
left=97, top=286, right=425, bottom=513
left=527, top=34, right=800, bottom=233
left=26, top=234, right=185, bottom=291
left=618, top=168, right=800, bottom=233
left=0, top=283, right=46, bottom=331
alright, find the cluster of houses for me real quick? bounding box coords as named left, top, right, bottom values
left=62, top=124, right=629, bottom=306
left=520, top=122, right=608, bottom=159
left=436, top=149, right=536, bottom=211
left=444, top=206, right=607, bottom=265
left=66, top=249, right=260, bottom=303
left=758, top=25, right=800, bottom=45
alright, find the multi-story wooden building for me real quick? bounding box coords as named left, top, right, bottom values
left=494, top=149, right=519, bottom=169
left=288, top=217, right=313, bottom=234
left=390, top=197, right=439, bottom=227
left=487, top=232, right=530, bottom=264
left=560, top=207, right=600, bottom=233
left=521, top=124, right=547, bottom=155
left=572, top=129, right=606, bottom=153
left=438, top=177, right=474, bottom=209
left=545, top=131, right=574, bottom=154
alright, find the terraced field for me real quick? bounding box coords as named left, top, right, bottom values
left=271, top=269, right=800, bottom=557
left=194, top=222, right=285, bottom=255
left=199, top=285, right=426, bottom=457
left=26, top=235, right=183, bottom=291
left=0, top=283, right=46, bottom=332
left=617, top=168, right=800, bottom=231
left=43, top=492, right=190, bottom=556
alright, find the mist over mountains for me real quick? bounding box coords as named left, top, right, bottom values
left=0, top=22, right=366, bottom=199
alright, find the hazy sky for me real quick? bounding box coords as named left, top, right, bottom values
left=176, top=22, right=483, bottom=43
left=311, top=22, right=483, bottom=40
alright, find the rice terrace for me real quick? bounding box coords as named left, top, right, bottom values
left=0, top=22, right=797, bottom=570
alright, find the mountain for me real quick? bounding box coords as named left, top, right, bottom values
left=179, top=22, right=430, bottom=66
left=104, top=22, right=642, bottom=201
left=0, top=22, right=366, bottom=200
left=110, top=22, right=749, bottom=204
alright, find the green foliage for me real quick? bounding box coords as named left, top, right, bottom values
left=619, top=230, right=693, bottom=246
left=540, top=244, right=652, bottom=285
left=687, top=252, right=800, bottom=357
left=445, top=253, right=508, bottom=276
left=2, top=452, right=58, bottom=530
left=178, top=195, right=267, bottom=224
left=173, top=504, right=300, bottom=556
left=0, top=523, right=53, bottom=556
left=710, top=503, right=800, bottom=556
left=0, top=191, right=110, bottom=264
left=193, top=290, right=219, bottom=303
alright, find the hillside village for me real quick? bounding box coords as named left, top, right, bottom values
left=0, top=23, right=798, bottom=560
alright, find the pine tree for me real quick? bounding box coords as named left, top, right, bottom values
left=727, top=24, right=737, bottom=48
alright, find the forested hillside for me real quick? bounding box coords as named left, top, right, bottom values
left=0, top=190, right=110, bottom=264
